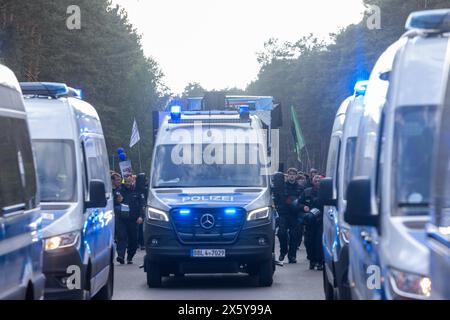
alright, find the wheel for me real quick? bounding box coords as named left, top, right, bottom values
left=146, top=262, right=162, bottom=288
left=337, top=280, right=352, bottom=300
left=258, top=259, right=274, bottom=287
left=93, top=260, right=114, bottom=300
left=323, top=264, right=335, bottom=300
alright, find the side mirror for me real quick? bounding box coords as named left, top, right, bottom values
left=86, top=180, right=107, bottom=209
left=318, top=177, right=337, bottom=206
left=344, top=177, right=378, bottom=227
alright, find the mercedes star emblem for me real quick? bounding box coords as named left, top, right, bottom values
left=200, top=214, right=215, bottom=229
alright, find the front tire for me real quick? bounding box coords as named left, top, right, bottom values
left=258, top=259, right=274, bottom=287
left=323, top=265, right=335, bottom=300
left=146, top=262, right=162, bottom=288
left=93, top=261, right=114, bottom=300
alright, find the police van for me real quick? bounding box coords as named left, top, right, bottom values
left=0, top=66, right=45, bottom=300
left=22, top=82, right=115, bottom=300
left=320, top=81, right=368, bottom=300
left=428, top=46, right=450, bottom=300
left=144, top=95, right=277, bottom=287
left=344, top=9, right=450, bottom=299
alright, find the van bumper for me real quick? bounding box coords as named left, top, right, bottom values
left=42, top=246, right=86, bottom=300
left=144, top=220, right=275, bottom=274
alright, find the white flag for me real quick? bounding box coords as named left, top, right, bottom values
left=129, top=118, right=141, bottom=148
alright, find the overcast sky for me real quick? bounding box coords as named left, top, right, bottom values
left=112, top=0, right=366, bottom=93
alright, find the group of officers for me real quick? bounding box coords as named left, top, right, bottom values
left=109, top=167, right=324, bottom=271
left=111, top=172, right=147, bottom=265
left=272, top=168, right=324, bottom=270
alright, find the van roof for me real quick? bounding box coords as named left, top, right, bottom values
left=24, top=96, right=103, bottom=140
left=393, top=33, right=449, bottom=107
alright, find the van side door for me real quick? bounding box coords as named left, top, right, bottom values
left=82, top=136, right=113, bottom=282
left=323, top=135, right=341, bottom=270
left=0, top=114, right=40, bottom=299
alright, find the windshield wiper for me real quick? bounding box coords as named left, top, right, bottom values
left=397, top=202, right=430, bottom=208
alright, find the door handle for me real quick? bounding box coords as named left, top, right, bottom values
left=327, top=210, right=334, bottom=219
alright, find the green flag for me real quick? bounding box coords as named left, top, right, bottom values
left=291, top=106, right=305, bottom=156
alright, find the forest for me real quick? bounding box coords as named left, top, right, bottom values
left=1, top=0, right=449, bottom=173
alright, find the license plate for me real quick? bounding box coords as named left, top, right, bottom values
left=191, top=249, right=226, bottom=258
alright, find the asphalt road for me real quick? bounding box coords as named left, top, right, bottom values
left=113, top=242, right=325, bottom=300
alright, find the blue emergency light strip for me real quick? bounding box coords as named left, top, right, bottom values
left=20, top=82, right=69, bottom=98
left=406, top=9, right=450, bottom=32
left=225, top=208, right=237, bottom=215
left=179, top=209, right=191, bottom=215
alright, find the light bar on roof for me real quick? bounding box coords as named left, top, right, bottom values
left=406, top=9, right=450, bottom=32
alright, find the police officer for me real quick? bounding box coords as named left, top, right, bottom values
left=301, top=174, right=324, bottom=270
left=135, top=174, right=149, bottom=251
left=112, top=172, right=123, bottom=204
left=115, top=173, right=145, bottom=264
left=305, top=168, right=318, bottom=189
left=275, top=168, right=304, bottom=263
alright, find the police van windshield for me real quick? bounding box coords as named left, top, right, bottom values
left=152, top=144, right=267, bottom=188
left=33, top=140, right=77, bottom=202
left=393, top=105, right=437, bottom=211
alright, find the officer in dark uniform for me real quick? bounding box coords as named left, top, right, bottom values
left=300, top=174, right=324, bottom=270
left=115, top=174, right=145, bottom=264
left=274, top=168, right=305, bottom=263
left=135, top=173, right=149, bottom=250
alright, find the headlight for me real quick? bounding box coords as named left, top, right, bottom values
left=247, top=207, right=270, bottom=221
left=45, top=231, right=80, bottom=251
left=388, top=268, right=432, bottom=299
left=147, top=207, right=169, bottom=222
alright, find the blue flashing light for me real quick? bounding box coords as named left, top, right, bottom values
left=225, top=208, right=237, bottom=215
left=20, top=82, right=69, bottom=98
left=170, top=105, right=182, bottom=121
left=239, top=105, right=249, bottom=114
left=179, top=209, right=191, bottom=216
left=406, top=9, right=450, bottom=32
left=354, top=81, right=369, bottom=97
left=239, top=105, right=250, bottom=120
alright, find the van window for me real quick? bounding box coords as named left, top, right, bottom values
left=152, top=144, right=266, bottom=188
left=33, top=140, right=77, bottom=202
left=343, top=137, right=357, bottom=200
left=84, top=137, right=111, bottom=195
left=12, top=118, right=37, bottom=208
left=0, top=86, right=25, bottom=111
left=0, top=116, right=25, bottom=210
left=326, top=136, right=341, bottom=193
left=393, top=105, right=437, bottom=210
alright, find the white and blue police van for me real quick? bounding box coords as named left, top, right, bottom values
left=320, top=81, right=368, bottom=300
left=144, top=94, right=278, bottom=287
left=21, top=82, right=115, bottom=300
left=344, top=9, right=450, bottom=300
left=0, top=65, right=45, bottom=300
left=428, top=43, right=450, bottom=300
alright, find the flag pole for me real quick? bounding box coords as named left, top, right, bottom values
left=137, top=140, right=143, bottom=173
